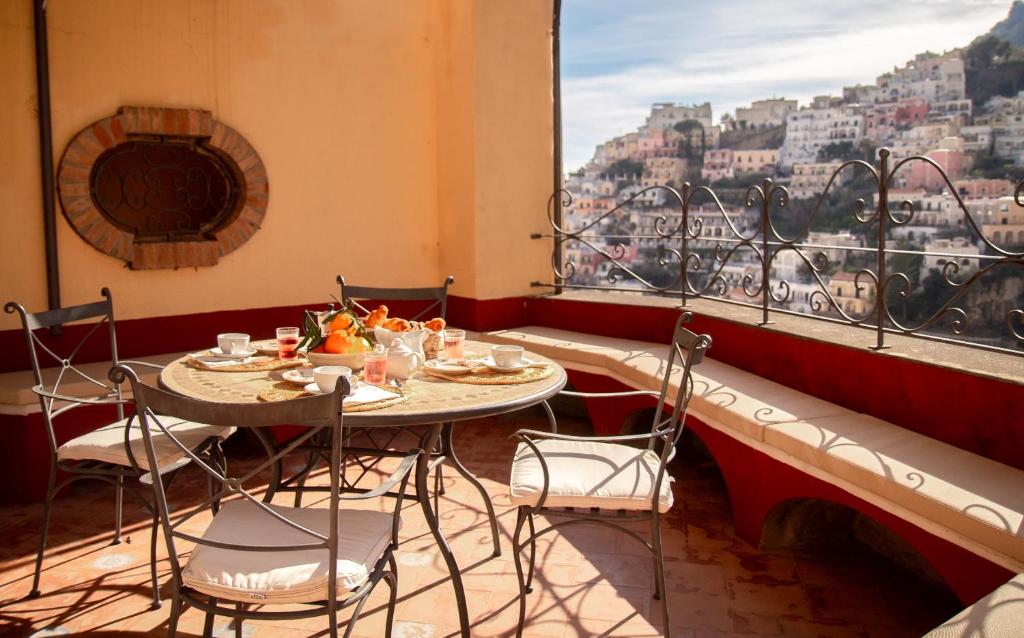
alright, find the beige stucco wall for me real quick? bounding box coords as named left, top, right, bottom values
left=0, top=0, right=553, bottom=329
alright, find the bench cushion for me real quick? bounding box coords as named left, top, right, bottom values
left=482, top=327, right=852, bottom=440
left=510, top=439, right=673, bottom=513
left=924, top=572, right=1024, bottom=637
left=58, top=416, right=236, bottom=471
left=182, top=500, right=394, bottom=604
left=767, top=414, right=1024, bottom=567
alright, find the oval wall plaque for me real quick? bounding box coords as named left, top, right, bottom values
left=91, top=140, right=238, bottom=241
left=57, top=106, right=269, bottom=269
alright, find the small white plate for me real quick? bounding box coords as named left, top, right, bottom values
left=424, top=360, right=473, bottom=376
left=304, top=379, right=360, bottom=395
left=209, top=347, right=258, bottom=360
left=282, top=369, right=315, bottom=385
left=482, top=356, right=534, bottom=373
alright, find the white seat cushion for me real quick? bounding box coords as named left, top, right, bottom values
left=182, top=500, right=395, bottom=604
left=57, top=416, right=235, bottom=471
left=510, top=439, right=673, bottom=513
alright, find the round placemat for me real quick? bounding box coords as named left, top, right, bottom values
left=257, top=382, right=411, bottom=412
left=422, top=364, right=555, bottom=385
left=185, top=356, right=305, bottom=373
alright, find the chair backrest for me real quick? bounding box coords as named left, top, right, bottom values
left=111, top=363, right=350, bottom=606
left=4, top=289, right=123, bottom=456
left=648, top=313, right=712, bottom=495
left=337, top=275, right=454, bottom=321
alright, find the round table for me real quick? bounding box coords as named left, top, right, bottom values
left=159, top=341, right=567, bottom=638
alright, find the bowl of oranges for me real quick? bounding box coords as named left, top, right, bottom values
left=301, top=309, right=373, bottom=370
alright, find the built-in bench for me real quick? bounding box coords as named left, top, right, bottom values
left=480, top=326, right=1024, bottom=608
left=924, top=572, right=1024, bottom=637
left=0, top=352, right=187, bottom=501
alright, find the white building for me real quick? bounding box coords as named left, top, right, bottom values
left=921, top=237, right=980, bottom=280
left=876, top=52, right=966, bottom=103
left=781, top=100, right=864, bottom=168
left=734, top=98, right=798, bottom=129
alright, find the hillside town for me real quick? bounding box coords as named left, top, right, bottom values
left=563, top=43, right=1024, bottom=344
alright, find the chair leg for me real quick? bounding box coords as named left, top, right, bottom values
left=511, top=507, right=530, bottom=638
left=166, top=594, right=182, bottom=638
left=149, top=510, right=162, bottom=609
left=29, top=471, right=56, bottom=598
left=234, top=603, right=243, bottom=638
left=651, top=514, right=671, bottom=637
left=525, top=512, right=537, bottom=594
left=342, top=589, right=373, bottom=638
left=203, top=597, right=216, bottom=638
left=113, top=473, right=124, bottom=544
left=385, top=554, right=399, bottom=636
left=293, top=449, right=317, bottom=507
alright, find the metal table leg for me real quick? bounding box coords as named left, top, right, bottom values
left=417, top=424, right=470, bottom=638
left=441, top=422, right=501, bottom=557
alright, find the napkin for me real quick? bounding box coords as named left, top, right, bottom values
left=345, top=383, right=401, bottom=406
left=189, top=353, right=259, bottom=368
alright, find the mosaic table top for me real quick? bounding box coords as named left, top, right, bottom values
left=159, top=341, right=567, bottom=427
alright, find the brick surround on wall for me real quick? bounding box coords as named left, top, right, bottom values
left=56, top=106, right=269, bottom=269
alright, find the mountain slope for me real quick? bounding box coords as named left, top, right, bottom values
left=991, top=1, right=1024, bottom=46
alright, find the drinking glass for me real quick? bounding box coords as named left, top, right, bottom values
left=363, top=347, right=388, bottom=385
left=276, top=327, right=300, bottom=360
left=443, top=328, right=466, bottom=360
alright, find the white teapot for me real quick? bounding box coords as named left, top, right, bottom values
left=386, top=335, right=425, bottom=380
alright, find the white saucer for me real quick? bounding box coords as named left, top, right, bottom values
left=282, top=369, right=315, bottom=385
left=424, top=360, right=473, bottom=376
left=482, top=356, right=534, bottom=373
left=209, top=347, right=258, bottom=359
left=304, top=379, right=360, bottom=395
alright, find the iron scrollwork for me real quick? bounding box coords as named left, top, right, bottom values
left=534, top=147, right=1024, bottom=356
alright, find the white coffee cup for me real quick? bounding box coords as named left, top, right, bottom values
left=314, top=365, right=352, bottom=394
left=217, top=333, right=251, bottom=354
left=491, top=345, right=524, bottom=367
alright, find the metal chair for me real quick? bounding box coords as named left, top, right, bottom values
left=112, top=364, right=419, bottom=638
left=507, top=313, right=711, bottom=637
left=4, top=289, right=235, bottom=609
left=280, top=276, right=454, bottom=506
left=337, top=274, right=454, bottom=323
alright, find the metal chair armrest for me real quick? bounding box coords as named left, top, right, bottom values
left=118, top=359, right=166, bottom=371
left=559, top=389, right=663, bottom=400
left=32, top=385, right=127, bottom=406
left=511, top=428, right=669, bottom=445
left=340, top=450, right=421, bottom=502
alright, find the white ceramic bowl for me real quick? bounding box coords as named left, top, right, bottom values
left=305, top=350, right=365, bottom=370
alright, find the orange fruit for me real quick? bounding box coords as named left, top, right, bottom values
left=323, top=332, right=348, bottom=354
left=330, top=312, right=355, bottom=334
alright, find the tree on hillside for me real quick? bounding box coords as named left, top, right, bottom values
left=673, top=119, right=706, bottom=160
left=603, top=159, right=643, bottom=178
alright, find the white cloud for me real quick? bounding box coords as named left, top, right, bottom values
left=561, top=0, right=1011, bottom=170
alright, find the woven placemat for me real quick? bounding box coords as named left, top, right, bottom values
left=422, top=364, right=556, bottom=385
left=185, top=355, right=305, bottom=373
left=257, top=382, right=410, bottom=412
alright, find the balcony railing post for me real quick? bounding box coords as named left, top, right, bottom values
left=759, top=177, right=773, bottom=326
left=874, top=148, right=890, bottom=351
left=680, top=182, right=689, bottom=308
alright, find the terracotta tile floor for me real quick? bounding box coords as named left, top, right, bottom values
left=0, top=411, right=960, bottom=637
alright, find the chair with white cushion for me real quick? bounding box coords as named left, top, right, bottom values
left=508, top=312, right=711, bottom=638
left=5, top=290, right=236, bottom=608
left=112, top=364, right=419, bottom=638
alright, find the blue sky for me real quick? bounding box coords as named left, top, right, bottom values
left=561, top=0, right=1014, bottom=170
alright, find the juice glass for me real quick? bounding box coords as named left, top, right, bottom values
left=276, top=327, right=300, bottom=360
left=443, top=328, right=466, bottom=360
left=363, top=347, right=388, bottom=385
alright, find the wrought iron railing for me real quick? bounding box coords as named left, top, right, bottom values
left=532, top=148, right=1024, bottom=356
